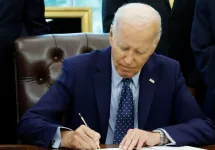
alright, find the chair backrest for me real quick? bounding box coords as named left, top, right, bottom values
left=14, top=33, right=110, bottom=119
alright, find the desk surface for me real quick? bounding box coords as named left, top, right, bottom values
left=0, top=145, right=214, bottom=150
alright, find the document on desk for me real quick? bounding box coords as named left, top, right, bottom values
left=99, top=146, right=206, bottom=150
left=150, top=146, right=206, bottom=150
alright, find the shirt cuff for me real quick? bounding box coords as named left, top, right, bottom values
left=52, top=126, right=72, bottom=148
left=156, top=128, right=176, bottom=146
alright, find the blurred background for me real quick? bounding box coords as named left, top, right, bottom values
left=45, top=0, right=102, bottom=33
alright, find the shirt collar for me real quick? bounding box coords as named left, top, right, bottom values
left=111, top=58, right=140, bottom=88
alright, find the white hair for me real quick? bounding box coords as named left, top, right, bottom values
left=112, top=3, right=162, bottom=42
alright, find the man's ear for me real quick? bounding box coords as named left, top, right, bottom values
left=153, top=36, right=160, bottom=49
left=156, top=36, right=160, bottom=46
left=109, top=25, right=113, bottom=46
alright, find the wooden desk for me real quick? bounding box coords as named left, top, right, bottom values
left=0, top=144, right=214, bottom=150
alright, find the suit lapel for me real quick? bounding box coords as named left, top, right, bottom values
left=138, top=54, right=158, bottom=129
left=93, top=47, right=112, bottom=143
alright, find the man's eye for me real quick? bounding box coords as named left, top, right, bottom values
left=120, top=47, right=128, bottom=50
left=136, top=51, right=145, bottom=54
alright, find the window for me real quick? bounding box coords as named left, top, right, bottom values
left=44, top=0, right=103, bottom=33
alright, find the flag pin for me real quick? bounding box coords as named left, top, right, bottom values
left=149, top=78, right=155, bottom=83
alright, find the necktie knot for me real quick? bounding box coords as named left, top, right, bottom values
left=122, top=78, right=132, bottom=86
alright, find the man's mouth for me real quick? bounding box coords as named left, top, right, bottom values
left=120, top=64, right=133, bottom=71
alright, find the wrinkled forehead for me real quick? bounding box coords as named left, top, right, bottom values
left=114, top=20, right=158, bottom=43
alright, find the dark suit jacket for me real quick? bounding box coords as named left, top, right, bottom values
left=191, top=0, right=215, bottom=120
left=102, top=0, right=205, bottom=102
left=0, top=0, right=49, bottom=41
left=0, top=0, right=49, bottom=144
left=17, top=47, right=215, bottom=148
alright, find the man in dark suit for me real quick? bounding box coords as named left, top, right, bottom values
left=191, top=0, right=215, bottom=120
left=17, top=3, right=215, bottom=150
left=0, top=0, right=48, bottom=40
left=0, top=0, right=49, bottom=144
left=102, top=0, right=206, bottom=106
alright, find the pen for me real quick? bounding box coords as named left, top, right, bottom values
left=79, top=113, right=101, bottom=150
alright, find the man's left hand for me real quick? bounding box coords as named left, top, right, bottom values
left=119, top=128, right=161, bottom=150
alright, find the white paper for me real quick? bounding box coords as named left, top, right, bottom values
left=99, top=146, right=206, bottom=150
left=178, top=146, right=206, bottom=150
left=149, top=146, right=179, bottom=150
left=98, top=148, right=152, bottom=150
left=149, top=146, right=206, bottom=150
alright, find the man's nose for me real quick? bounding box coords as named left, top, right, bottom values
left=124, top=52, right=134, bottom=65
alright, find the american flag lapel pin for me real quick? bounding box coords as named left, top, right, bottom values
left=149, top=78, right=155, bottom=84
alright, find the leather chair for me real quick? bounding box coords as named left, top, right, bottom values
left=14, top=33, right=109, bottom=120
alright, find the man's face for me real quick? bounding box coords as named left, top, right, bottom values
left=109, top=22, right=159, bottom=78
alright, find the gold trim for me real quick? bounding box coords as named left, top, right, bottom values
left=45, top=7, right=92, bottom=32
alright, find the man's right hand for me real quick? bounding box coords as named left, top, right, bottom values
left=60, top=125, right=101, bottom=149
